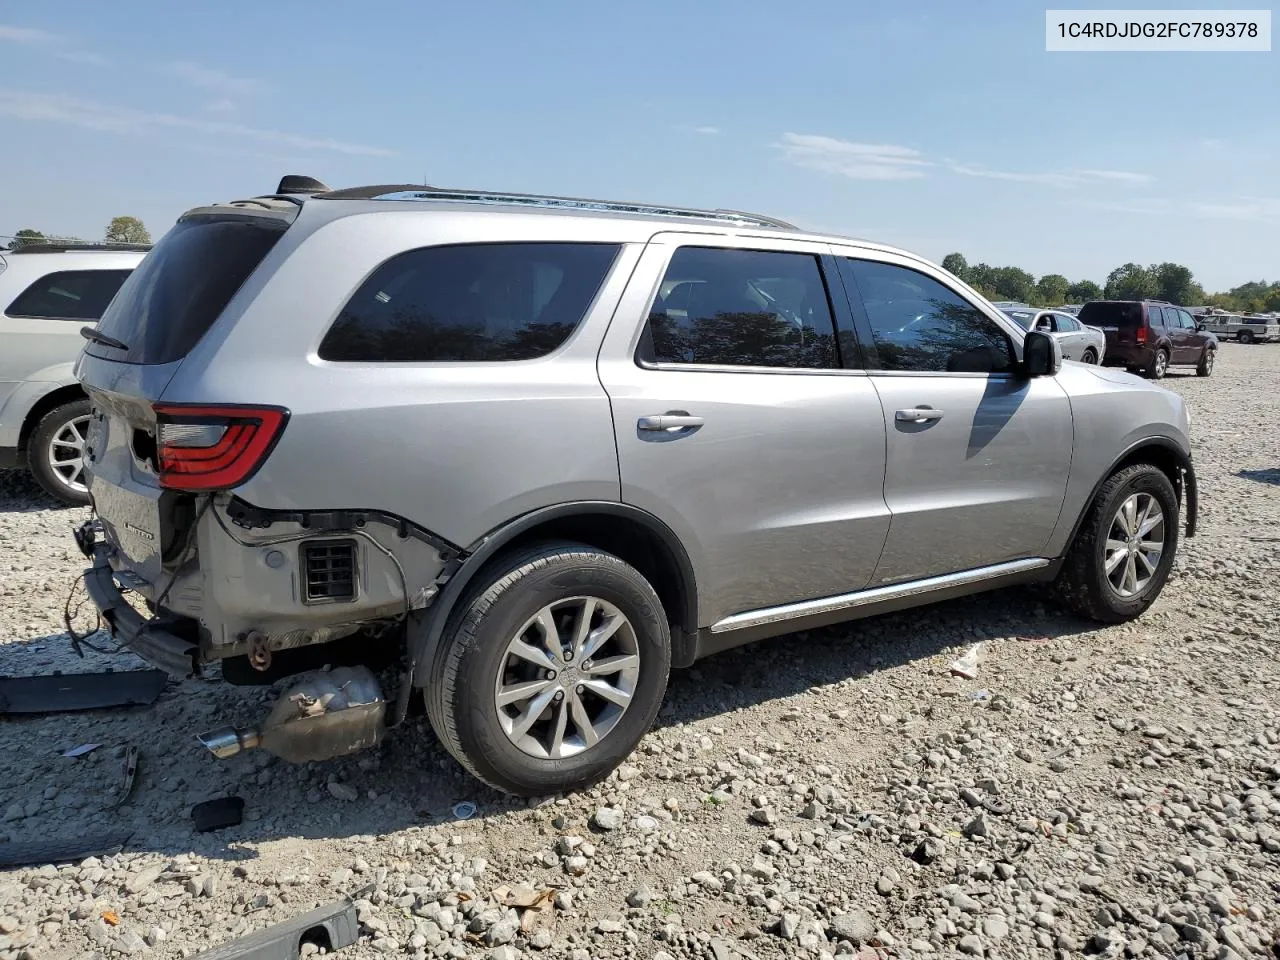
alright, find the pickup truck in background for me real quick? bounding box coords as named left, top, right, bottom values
left=1196, top=312, right=1280, bottom=344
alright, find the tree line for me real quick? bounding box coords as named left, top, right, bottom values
left=940, top=253, right=1280, bottom=315
left=3, top=216, right=151, bottom=250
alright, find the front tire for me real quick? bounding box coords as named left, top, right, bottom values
left=1237, top=330, right=1254, bottom=344
left=426, top=541, right=671, bottom=796
left=1052, top=464, right=1179, bottom=624
left=1196, top=348, right=1215, bottom=377
left=28, top=399, right=93, bottom=506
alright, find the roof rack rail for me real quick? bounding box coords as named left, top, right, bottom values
left=4, top=242, right=152, bottom=254
left=355, top=187, right=796, bottom=230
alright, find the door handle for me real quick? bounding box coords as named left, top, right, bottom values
left=895, top=407, right=945, bottom=423
left=638, top=414, right=704, bottom=431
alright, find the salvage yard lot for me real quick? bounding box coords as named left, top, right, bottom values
left=1, top=344, right=1278, bottom=960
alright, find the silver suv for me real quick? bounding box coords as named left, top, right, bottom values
left=75, top=178, right=1198, bottom=795
left=0, top=243, right=146, bottom=503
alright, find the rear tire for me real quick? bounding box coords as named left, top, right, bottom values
left=1196, top=348, right=1215, bottom=377
left=1052, top=464, right=1179, bottom=624
left=1147, top=349, right=1169, bottom=379
left=28, top=399, right=92, bottom=507
left=425, top=541, right=671, bottom=796
left=1237, top=330, right=1254, bottom=344
left=1081, top=348, right=1098, bottom=365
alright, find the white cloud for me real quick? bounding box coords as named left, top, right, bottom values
left=0, top=24, right=62, bottom=44
left=950, top=162, right=1152, bottom=188
left=1189, top=197, right=1280, bottom=222
left=0, top=89, right=395, bottom=156
left=165, top=61, right=259, bottom=99
left=779, top=133, right=931, bottom=181
left=692, top=125, right=721, bottom=135
left=205, top=98, right=236, bottom=114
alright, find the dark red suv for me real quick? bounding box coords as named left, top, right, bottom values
left=1079, top=300, right=1218, bottom=379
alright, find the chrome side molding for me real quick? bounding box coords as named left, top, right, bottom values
left=708, top=558, right=1051, bottom=634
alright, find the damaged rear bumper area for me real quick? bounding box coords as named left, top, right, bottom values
left=80, top=530, right=200, bottom=678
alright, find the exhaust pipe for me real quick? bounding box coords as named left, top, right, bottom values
left=198, top=728, right=263, bottom=759
left=197, top=666, right=385, bottom=764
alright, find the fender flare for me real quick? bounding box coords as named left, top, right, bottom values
left=1059, top=436, right=1197, bottom=555
left=408, top=501, right=698, bottom=688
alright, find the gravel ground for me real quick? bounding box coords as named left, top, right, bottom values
left=1, top=343, right=1278, bottom=960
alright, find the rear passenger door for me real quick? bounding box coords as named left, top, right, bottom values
left=832, top=253, right=1073, bottom=585
left=597, top=234, right=891, bottom=628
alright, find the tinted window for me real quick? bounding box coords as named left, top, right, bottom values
left=841, top=259, right=1014, bottom=373
left=1003, top=310, right=1035, bottom=329
left=641, top=247, right=838, bottom=369
left=89, top=218, right=286, bottom=364
left=1079, top=301, right=1142, bottom=329
left=320, top=243, right=618, bottom=363
left=1176, top=310, right=1196, bottom=329
left=1147, top=305, right=1167, bottom=327
left=1055, top=314, right=1080, bottom=332
left=6, top=269, right=132, bottom=321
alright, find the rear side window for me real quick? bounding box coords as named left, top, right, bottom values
left=639, top=247, right=838, bottom=369
left=1079, top=302, right=1143, bottom=329
left=6, top=269, right=132, bottom=321
left=88, top=217, right=286, bottom=364
left=319, top=243, right=619, bottom=363
left=1147, top=305, right=1166, bottom=327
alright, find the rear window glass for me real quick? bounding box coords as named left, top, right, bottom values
left=1079, top=302, right=1143, bottom=329
left=319, top=243, right=619, bottom=363
left=6, top=269, right=133, bottom=321
left=87, top=218, right=286, bottom=364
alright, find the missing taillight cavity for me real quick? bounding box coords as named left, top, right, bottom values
left=153, top=404, right=289, bottom=492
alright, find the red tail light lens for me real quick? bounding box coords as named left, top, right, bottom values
left=1136, top=326, right=1148, bottom=345
left=153, top=404, right=288, bottom=491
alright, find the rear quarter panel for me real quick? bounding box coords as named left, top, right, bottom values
left=1043, top=363, right=1190, bottom=557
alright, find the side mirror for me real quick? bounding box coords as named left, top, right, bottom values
left=1195, top=321, right=1205, bottom=331
left=1023, top=330, right=1062, bottom=377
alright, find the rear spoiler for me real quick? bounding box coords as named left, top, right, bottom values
left=178, top=197, right=302, bottom=227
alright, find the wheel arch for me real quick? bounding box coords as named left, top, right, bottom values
left=409, top=501, right=699, bottom=687
left=1060, top=437, right=1197, bottom=557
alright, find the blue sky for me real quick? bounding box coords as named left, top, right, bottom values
left=1, top=0, right=1275, bottom=291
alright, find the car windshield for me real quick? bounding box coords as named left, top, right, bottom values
left=1001, top=309, right=1036, bottom=329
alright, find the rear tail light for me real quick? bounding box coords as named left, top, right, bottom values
left=1136, top=325, right=1148, bottom=345
left=153, top=404, right=288, bottom=491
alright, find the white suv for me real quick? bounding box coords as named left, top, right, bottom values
left=0, top=243, right=146, bottom=503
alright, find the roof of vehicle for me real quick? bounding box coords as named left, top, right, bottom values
left=185, top=174, right=937, bottom=271
left=1, top=242, right=151, bottom=254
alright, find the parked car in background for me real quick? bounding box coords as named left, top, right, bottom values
left=0, top=243, right=148, bottom=503
left=74, top=176, right=1198, bottom=796
left=1001, top=307, right=1106, bottom=363
left=1079, top=300, right=1217, bottom=379
left=1196, top=312, right=1279, bottom=343
left=1058, top=304, right=1082, bottom=316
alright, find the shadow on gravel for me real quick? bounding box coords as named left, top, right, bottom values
left=0, top=583, right=1101, bottom=864
left=1238, top=467, right=1280, bottom=486
left=0, top=468, right=74, bottom=513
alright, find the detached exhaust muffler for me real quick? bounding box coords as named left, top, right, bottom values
left=198, top=666, right=385, bottom=764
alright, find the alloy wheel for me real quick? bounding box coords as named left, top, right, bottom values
left=46, top=414, right=91, bottom=495
left=1154, top=352, right=1168, bottom=378
left=494, top=597, right=640, bottom=760
left=1104, top=493, right=1165, bottom=598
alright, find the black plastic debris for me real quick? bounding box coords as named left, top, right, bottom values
left=193, top=796, right=245, bottom=833
left=0, top=830, right=132, bottom=867
left=0, top=669, right=166, bottom=714
left=191, top=891, right=362, bottom=959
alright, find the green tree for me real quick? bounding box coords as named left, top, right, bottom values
left=7, top=228, right=46, bottom=250
left=941, top=253, right=969, bottom=281
left=1104, top=263, right=1157, bottom=301
left=1066, top=279, right=1102, bottom=302
left=991, top=266, right=1036, bottom=303
left=1035, top=274, right=1069, bottom=306
left=967, top=262, right=996, bottom=295
left=104, top=216, right=151, bottom=245
left=1152, top=262, right=1198, bottom=305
